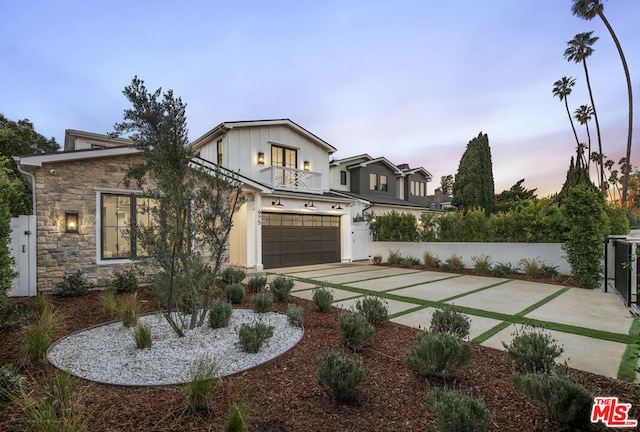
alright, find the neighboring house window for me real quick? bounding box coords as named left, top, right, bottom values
left=340, top=170, right=347, bottom=185
left=410, top=180, right=425, bottom=197
left=369, top=173, right=378, bottom=191
left=101, top=194, right=157, bottom=260
left=272, top=145, right=297, bottom=187
left=380, top=175, right=388, bottom=192
left=216, top=140, right=223, bottom=165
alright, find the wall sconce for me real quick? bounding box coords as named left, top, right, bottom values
left=332, top=203, right=343, bottom=210
left=303, top=160, right=310, bottom=171
left=305, top=200, right=316, bottom=209
left=257, top=152, right=265, bottom=165
left=271, top=198, right=284, bottom=207
left=65, top=211, right=79, bottom=233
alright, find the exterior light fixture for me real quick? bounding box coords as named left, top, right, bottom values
left=257, top=152, right=265, bottom=165
left=332, top=203, right=343, bottom=210
left=272, top=198, right=284, bottom=207
left=303, top=160, right=310, bottom=171
left=305, top=200, right=316, bottom=209
left=65, top=211, right=79, bottom=233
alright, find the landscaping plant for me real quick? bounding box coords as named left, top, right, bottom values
left=471, top=254, right=492, bottom=274
left=23, top=307, right=61, bottom=364
left=226, top=283, right=246, bottom=304
left=269, top=275, right=295, bottom=302
left=423, top=250, right=441, bottom=269
left=317, top=349, right=366, bottom=403
left=222, top=397, right=251, bottom=432
left=445, top=254, right=464, bottom=271
left=250, top=292, right=273, bottom=313
left=118, top=293, right=140, bottom=328
left=287, top=304, right=304, bottom=327
left=312, top=286, right=333, bottom=313
left=399, top=256, right=421, bottom=268
left=101, top=288, right=116, bottom=319
left=185, top=357, right=219, bottom=412
left=208, top=299, right=233, bottom=329
left=386, top=249, right=402, bottom=265
left=429, top=305, right=471, bottom=340
left=132, top=322, right=152, bottom=349
left=355, top=295, right=388, bottom=326
left=0, top=364, right=24, bottom=402
left=425, top=387, right=490, bottom=432
left=110, top=268, right=138, bottom=293
left=338, top=310, right=374, bottom=352
left=221, top=267, right=247, bottom=284
left=247, top=275, right=267, bottom=293
left=406, top=331, right=472, bottom=379
left=371, top=255, right=382, bottom=264
left=502, top=325, right=563, bottom=373
left=54, top=270, right=93, bottom=297
left=518, top=257, right=543, bottom=278
left=238, top=322, right=274, bottom=353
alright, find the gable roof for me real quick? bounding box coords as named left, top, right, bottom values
left=64, top=129, right=133, bottom=151
left=401, top=166, right=433, bottom=181
left=330, top=153, right=372, bottom=166
left=190, top=119, right=337, bottom=154
left=346, top=156, right=404, bottom=175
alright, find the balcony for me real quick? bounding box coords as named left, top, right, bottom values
left=259, top=166, right=322, bottom=194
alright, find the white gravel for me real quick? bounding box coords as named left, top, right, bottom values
left=47, top=309, right=303, bottom=386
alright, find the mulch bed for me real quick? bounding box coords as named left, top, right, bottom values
left=0, top=287, right=638, bottom=431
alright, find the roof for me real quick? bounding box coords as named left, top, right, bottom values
left=330, top=154, right=372, bottom=166
left=64, top=129, right=133, bottom=150
left=333, top=190, right=430, bottom=210
left=14, top=146, right=140, bottom=167
left=345, top=156, right=404, bottom=175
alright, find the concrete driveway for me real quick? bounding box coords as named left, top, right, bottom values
left=269, top=262, right=638, bottom=380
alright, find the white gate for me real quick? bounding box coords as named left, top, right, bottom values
left=351, top=221, right=371, bottom=261
left=9, top=215, right=37, bottom=297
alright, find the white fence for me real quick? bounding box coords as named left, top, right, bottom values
left=369, top=241, right=571, bottom=275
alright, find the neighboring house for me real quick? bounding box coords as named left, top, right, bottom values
left=426, top=188, right=454, bottom=211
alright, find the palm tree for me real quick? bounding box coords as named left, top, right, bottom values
left=574, top=104, right=594, bottom=171
left=552, top=76, right=580, bottom=149
left=564, top=32, right=605, bottom=190
left=572, top=0, right=633, bottom=208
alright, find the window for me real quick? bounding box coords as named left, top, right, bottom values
left=216, top=140, right=223, bottom=165
left=272, top=145, right=297, bottom=187
left=101, top=194, right=158, bottom=260
left=340, top=170, right=347, bottom=185
left=410, top=180, right=425, bottom=197
left=369, top=173, right=378, bottom=191
left=380, top=175, right=388, bottom=192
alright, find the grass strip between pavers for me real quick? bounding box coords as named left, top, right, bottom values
left=616, top=315, right=640, bottom=381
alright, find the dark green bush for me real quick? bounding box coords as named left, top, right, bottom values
left=269, top=276, right=294, bottom=302
left=425, top=387, right=490, bottom=432
left=502, top=325, right=563, bottom=373
left=355, top=295, right=388, bottom=326
left=0, top=364, right=24, bottom=401
left=247, top=275, right=267, bottom=293
left=317, top=350, right=366, bottom=403
left=250, top=292, right=273, bottom=313
left=339, top=311, right=374, bottom=352
left=539, top=264, right=560, bottom=279
left=54, top=270, right=93, bottom=297
left=512, top=371, right=592, bottom=429
left=312, top=286, right=333, bottom=313
left=491, top=262, right=518, bottom=277
left=226, top=283, right=246, bottom=304
left=387, top=249, right=402, bottom=265
left=238, top=322, right=274, bottom=353
left=372, top=255, right=382, bottom=264
left=400, top=256, right=421, bottom=268
left=208, top=300, right=233, bottom=329
left=220, top=267, right=246, bottom=284
left=287, top=304, right=304, bottom=327
left=406, top=332, right=472, bottom=379
left=429, top=306, right=471, bottom=339
left=110, top=268, right=138, bottom=293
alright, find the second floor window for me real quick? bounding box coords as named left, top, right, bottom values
left=380, top=175, right=388, bottom=192
left=340, top=170, right=347, bottom=185
left=216, top=140, right=223, bottom=165
left=370, top=173, right=378, bottom=191
left=410, top=180, right=426, bottom=197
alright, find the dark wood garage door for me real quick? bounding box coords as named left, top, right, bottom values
left=262, top=213, right=340, bottom=269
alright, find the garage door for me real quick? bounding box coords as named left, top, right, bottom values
left=262, top=213, right=340, bottom=269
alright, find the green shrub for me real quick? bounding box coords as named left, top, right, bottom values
left=185, top=357, right=219, bottom=412
left=312, top=286, right=334, bottom=313
left=247, top=275, right=267, bottom=293
left=355, top=295, right=388, bottom=326
left=132, top=322, right=152, bottom=349
left=406, top=332, right=472, bottom=379
left=512, top=371, right=592, bottom=429
left=539, top=264, right=560, bottom=279
left=339, top=311, right=374, bottom=352
left=101, top=288, right=116, bottom=319
left=429, top=306, right=471, bottom=340
left=387, top=249, right=402, bottom=265
left=221, top=267, right=246, bottom=284
left=209, top=300, right=233, bottom=329
left=23, top=307, right=61, bottom=364
left=518, top=257, right=543, bottom=278
left=425, top=387, right=490, bottom=432
left=400, top=256, right=421, bottom=268
left=372, top=255, right=382, bottom=264
left=54, top=270, right=93, bottom=297
left=287, top=304, right=304, bottom=327
left=269, top=275, right=295, bottom=302
left=238, top=322, right=274, bottom=353
left=446, top=255, right=464, bottom=271
left=250, top=292, right=273, bottom=313
left=110, top=268, right=138, bottom=293
left=0, top=364, right=24, bottom=402
left=226, top=283, right=246, bottom=304
left=502, top=325, right=563, bottom=373
left=317, top=349, right=366, bottom=403
left=223, top=397, right=251, bottom=432
left=423, top=250, right=441, bottom=269
left=471, top=254, right=492, bottom=274
left=491, top=262, right=518, bottom=277
left=118, top=293, right=140, bottom=328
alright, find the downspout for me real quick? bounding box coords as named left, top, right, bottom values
left=14, top=157, right=36, bottom=215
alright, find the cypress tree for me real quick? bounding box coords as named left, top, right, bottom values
left=451, top=132, right=496, bottom=214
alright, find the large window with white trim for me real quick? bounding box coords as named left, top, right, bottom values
left=101, top=194, right=158, bottom=260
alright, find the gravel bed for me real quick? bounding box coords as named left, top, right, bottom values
left=47, top=309, right=303, bottom=386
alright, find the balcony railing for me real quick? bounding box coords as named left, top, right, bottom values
left=259, top=166, right=322, bottom=193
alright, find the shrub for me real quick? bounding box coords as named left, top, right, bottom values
left=446, top=254, right=464, bottom=271
left=539, top=264, right=560, bottom=279
left=54, top=270, right=93, bottom=297
left=269, top=275, right=295, bottom=302
left=339, top=311, right=374, bottom=352
left=400, top=256, right=421, bottom=268
left=429, top=306, right=471, bottom=340
left=247, top=275, right=267, bottom=293
left=250, top=292, right=273, bottom=313
left=406, top=332, right=472, bottom=379
left=317, top=349, right=366, bottom=403
left=23, top=307, right=61, bottom=364
left=512, top=371, right=592, bottom=429
left=0, top=364, right=24, bottom=402
left=372, top=255, right=382, bottom=264
left=238, top=322, right=274, bottom=353
left=132, top=322, right=152, bottom=349
left=312, top=286, right=334, bottom=313
left=223, top=397, right=251, bottom=432
left=502, top=325, right=563, bottom=373
left=287, top=304, right=304, bottom=327
left=491, top=262, right=518, bottom=277
left=471, top=254, right=492, bottom=274
left=518, top=257, right=543, bottom=278
left=226, top=283, right=246, bottom=304
left=209, top=300, right=233, bottom=329
left=387, top=249, right=402, bottom=265
left=101, top=288, right=116, bottom=319
left=423, top=250, right=441, bottom=269
left=185, top=357, right=219, bottom=412
left=118, top=293, right=140, bottom=328
left=110, top=268, right=138, bottom=293
left=221, top=267, right=246, bottom=284
left=355, top=295, right=388, bottom=326
left=425, top=387, right=490, bottom=432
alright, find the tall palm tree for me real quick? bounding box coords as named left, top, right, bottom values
left=564, top=32, right=605, bottom=190
left=552, top=76, right=580, bottom=149
left=574, top=104, right=594, bottom=171
left=572, top=0, right=633, bottom=208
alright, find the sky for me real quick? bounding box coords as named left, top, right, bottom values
left=2, top=0, right=639, bottom=197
